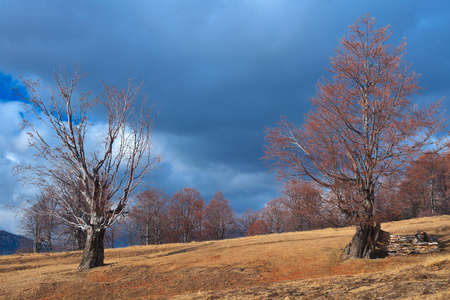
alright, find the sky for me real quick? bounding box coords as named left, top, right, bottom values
left=0, top=1, right=449, bottom=233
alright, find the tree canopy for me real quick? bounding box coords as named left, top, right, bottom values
left=264, top=15, right=447, bottom=258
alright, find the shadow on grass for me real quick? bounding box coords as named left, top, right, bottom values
left=156, top=242, right=215, bottom=258
left=435, top=234, right=449, bottom=251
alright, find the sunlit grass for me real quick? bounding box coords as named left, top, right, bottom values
left=1, top=215, right=449, bottom=299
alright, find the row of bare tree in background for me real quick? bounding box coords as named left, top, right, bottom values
left=19, top=150, right=449, bottom=253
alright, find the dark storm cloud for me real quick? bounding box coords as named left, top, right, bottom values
left=0, top=1, right=449, bottom=232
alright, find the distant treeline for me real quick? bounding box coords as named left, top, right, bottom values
left=16, top=150, right=449, bottom=253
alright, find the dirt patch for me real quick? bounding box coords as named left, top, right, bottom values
left=87, top=269, right=120, bottom=283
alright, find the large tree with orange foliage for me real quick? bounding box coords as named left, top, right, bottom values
left=264, top=15, right=446, bottom=258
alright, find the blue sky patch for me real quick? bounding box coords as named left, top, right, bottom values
left=0, top=72, right=29, bottom=102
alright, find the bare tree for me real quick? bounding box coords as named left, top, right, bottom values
left=17, top=66, right=160, bottom=269
left=262, top=198, right=290, bottom=234
left=105, top=221, right=120, bottom=249
left=132, top=187, right=170, bottom=245
left=246, top=219, right=270, bottom=236
left=204, top=191, right=236, bottom=240
left=396, top=152, right=449, bottom=217
left=52, top=174, right=89, bottom=251
left=264, top=16, right=446, bottom=258
left=19, top=200, right=42, bottom=253
left=120, top=217, right=141, bottom=246
left=169, top=187, right=204, bottom=243
left=19, top=189, right=59, bottom=253
left=281, top=180, right=325, bottom=231
left=237, top=208, right=261, bottom=236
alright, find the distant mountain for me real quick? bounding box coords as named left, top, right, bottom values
left=0, top=230, right=32, bottom=255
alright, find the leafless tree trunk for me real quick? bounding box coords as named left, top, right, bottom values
left=80, top=227, right=106, bottom=269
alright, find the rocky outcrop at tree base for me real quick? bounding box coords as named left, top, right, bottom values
left=377, top=230, right=440, bottom=256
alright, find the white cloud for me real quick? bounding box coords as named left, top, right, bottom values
left=5, top=152, right=19, bottom=164
left=0, top=209, right=20, bottom=234
left=150, top=130, right=279, bottom=211
left=0, top=101, right=22, bottom=132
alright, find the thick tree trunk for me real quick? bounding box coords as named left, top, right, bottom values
left=78, top=226, right=106, bottom=269
left=343, top=182, right=380, bottom=259
left=75, top=227, right=86, bottom=251
left=344, top=222, right=381, bottom=258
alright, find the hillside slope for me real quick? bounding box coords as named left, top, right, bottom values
left=0, top=230, right=31, bottom=255
left=0, top=216, right=449, bottom=299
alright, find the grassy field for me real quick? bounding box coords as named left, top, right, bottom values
left=1, top=216, right=449, bottom=299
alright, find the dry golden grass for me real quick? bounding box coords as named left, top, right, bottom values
left=1, top=216, right=449, bottom=299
